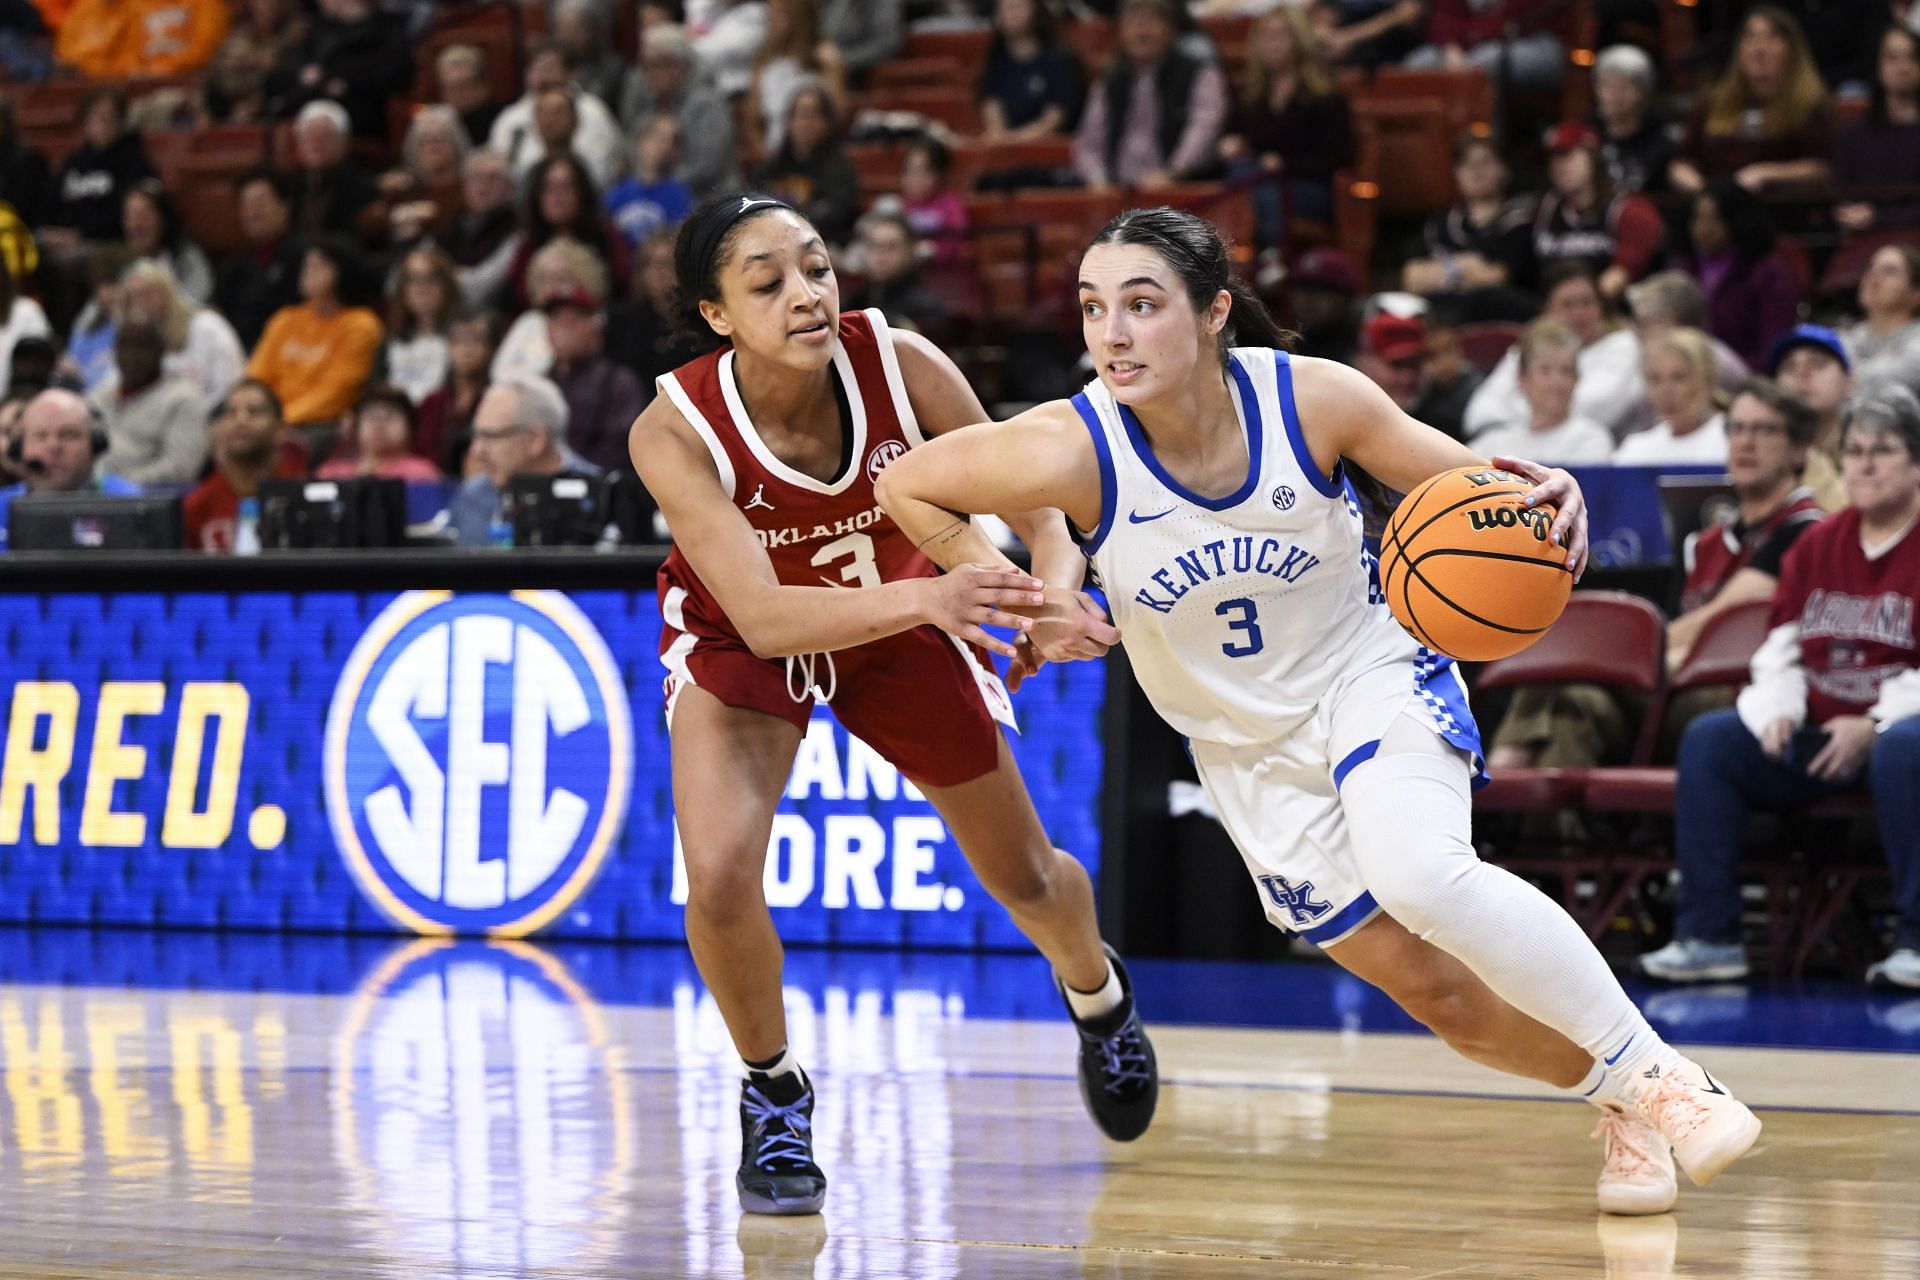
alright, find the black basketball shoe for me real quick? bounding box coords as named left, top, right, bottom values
left=1059, top=944, right=1158, bottom=1142
left=736, top=1073, right=827, bottom=1215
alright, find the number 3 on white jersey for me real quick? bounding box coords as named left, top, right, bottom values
left=812, top=531, right=882, bottom=588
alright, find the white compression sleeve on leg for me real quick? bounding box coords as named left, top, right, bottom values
left=1339, top=714, right=1675, bottom=1073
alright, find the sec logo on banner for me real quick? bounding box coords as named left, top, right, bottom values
left=324, top=591, right=633, bottom=936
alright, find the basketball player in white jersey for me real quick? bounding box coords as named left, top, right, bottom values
left=877, top=208, right=1762, bottom=1216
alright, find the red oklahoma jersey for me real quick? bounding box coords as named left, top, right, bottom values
left=656, top=308, right=933, bottom=611
left=650, top=308, right=1014, bottom=786
left=1770, top=506, right=1920, bottom=725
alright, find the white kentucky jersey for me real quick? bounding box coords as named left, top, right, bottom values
left=1075, top=347, right=1481, bottom=760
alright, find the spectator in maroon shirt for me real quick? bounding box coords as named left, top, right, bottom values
left=415, top=308, right=499, bottom=475
left=544, top=282, right=646, bottom=473
left=1671, top=5, right=1833, bottom=197
left=1218, top=7, right=1352, bottom=231
left=1834, top=26, right=1920, bottom=234
left=1648, top=384, right=1920, bottom=987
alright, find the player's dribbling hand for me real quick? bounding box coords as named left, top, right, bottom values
left=923, top=565, right=1045, bottom=660
left=1492, top=455, right=1589, bottom=580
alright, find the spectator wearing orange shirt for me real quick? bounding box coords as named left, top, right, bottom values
left=54, top=0, right=227, bottom=79
left=246, top=235, right=383, bottom=436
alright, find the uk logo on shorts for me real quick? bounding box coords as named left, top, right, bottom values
left=324, top=591, right=634, bottom=937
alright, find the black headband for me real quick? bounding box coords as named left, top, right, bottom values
left=684, top=195, right=797, bottom=291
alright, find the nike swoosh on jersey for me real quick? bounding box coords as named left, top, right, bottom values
left=1128, top=508, right=1175, bottom=523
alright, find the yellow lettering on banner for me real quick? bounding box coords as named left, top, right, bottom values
left=78, top=682, right=166, bottom=847
left=161, top=683, right=251, bottom=848
left=170, top=1013, right=253, bottom=1170
left=87, top=1001, right=162, bottom=1166
left=0, top=998, right=82, bottom=1155
left=0, top=682, right=80, bottom=845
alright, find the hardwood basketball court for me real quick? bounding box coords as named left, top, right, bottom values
left=0, top=935, right=1913, bottom=1278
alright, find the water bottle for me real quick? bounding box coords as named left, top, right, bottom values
left=234, top=496, right=261, bottom=556
left=488, top=491, right=515, bottom=550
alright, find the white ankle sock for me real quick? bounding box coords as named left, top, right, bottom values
left=1063, top=960, right=1123, bottom=1021
left=1570, top=1059, right=1632, bottom=1110
left=1598, top=1027, right=1685, bottom=1098
left=743, top=1044, right=801, bottom=1083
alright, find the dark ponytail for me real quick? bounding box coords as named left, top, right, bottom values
left=1087, top=207, right=1297, bottom=367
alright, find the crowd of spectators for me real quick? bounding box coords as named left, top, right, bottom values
left=1, top=0, right=1919, bottom=978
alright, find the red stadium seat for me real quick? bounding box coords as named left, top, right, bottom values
left=1349, top=96, right=1459, bottom=219
left=1473, top=592, right=1667, bottom=932
left=900, top=28, right=993, bottom=76
left=950, top=137, right=1073, bottom=190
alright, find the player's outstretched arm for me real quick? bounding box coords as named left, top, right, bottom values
left=1291, top=356, right=1590, bottom=575
left=893, top=328, right=1086, bottom=591
left=875, top=401, right=1106, bottom=570
left=628, top=397, right=1043, bottom=660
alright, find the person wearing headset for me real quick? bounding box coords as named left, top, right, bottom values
left=0, top=386, right=139, bottom=551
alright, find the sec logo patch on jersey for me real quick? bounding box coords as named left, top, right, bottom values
left=867, top=440, right=907, bottom=482
left=324, top=590, right=634, bottom=937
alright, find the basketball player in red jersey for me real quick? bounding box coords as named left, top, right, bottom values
left=627, top=195, right=1158, bottom=1216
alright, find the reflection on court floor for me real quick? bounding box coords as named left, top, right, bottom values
left=0, top=934, right=1914, bottom=1278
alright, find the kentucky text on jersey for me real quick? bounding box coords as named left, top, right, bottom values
left=756, top=503, right=888, bottom=548
left=1131, top=536, right=1323, bottom=614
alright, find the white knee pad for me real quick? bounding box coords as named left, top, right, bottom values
left=1340, top=740, right=1481, bottom=943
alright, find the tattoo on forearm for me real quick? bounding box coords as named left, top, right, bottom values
left=916, top=516, right=970, bottom=552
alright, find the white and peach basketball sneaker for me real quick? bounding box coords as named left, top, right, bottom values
left=1592, top=1104, right=1677, bottom=1216
left=1634, top=1058, right=1762, bottom=1185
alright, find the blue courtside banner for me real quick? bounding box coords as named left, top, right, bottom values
left=0, top=590, right=1104, bottom=947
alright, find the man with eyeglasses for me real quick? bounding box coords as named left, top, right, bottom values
left=1662, top=379, right=1827, bottom=672
left=448, top=371, right=599, bottom=548
left=1645, top=385, right=1920, bottom=989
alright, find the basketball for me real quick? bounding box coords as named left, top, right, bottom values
left=1377, top=465, right=1575, bottom=661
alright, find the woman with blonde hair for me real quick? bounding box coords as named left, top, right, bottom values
left=490, top=236, right=611, bottom=383
left=1217, top=6, right=1352, bottom=230
left=118, top=258, right=245, bottom=406
left=1670, top=6, right=1832, bottom=195
left=1617, top=327, right=1728, bottom=463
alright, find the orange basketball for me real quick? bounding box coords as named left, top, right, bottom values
left=1377, top=465, right=1575, bottom=661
